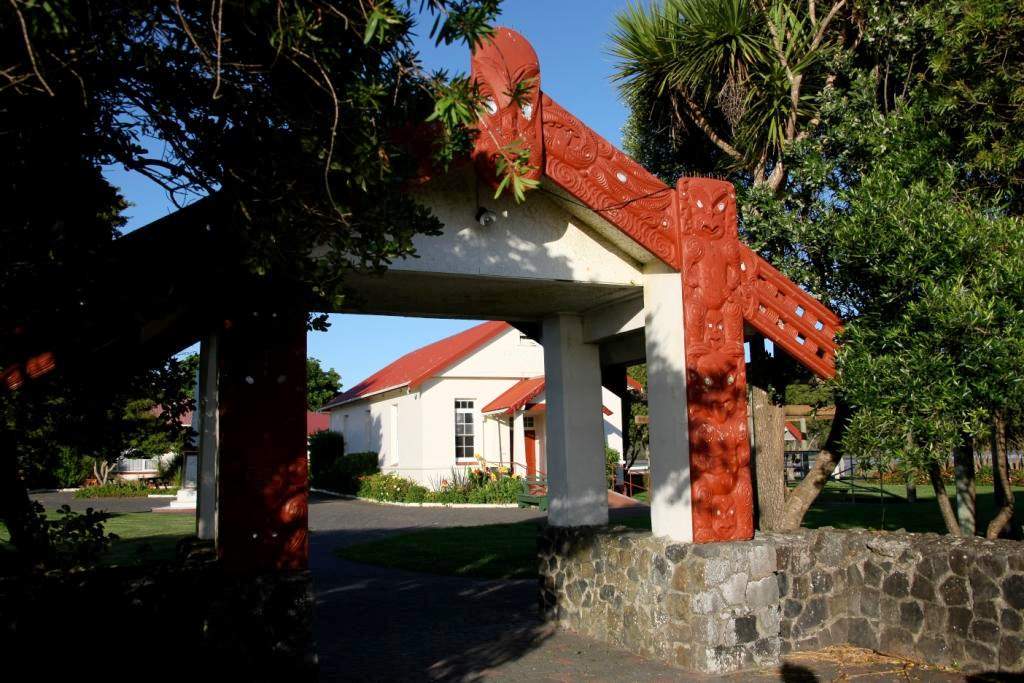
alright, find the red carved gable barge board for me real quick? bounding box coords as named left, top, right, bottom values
left=471, top=28, right=842, bottom=543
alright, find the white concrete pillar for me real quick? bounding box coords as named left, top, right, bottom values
left=542, top=314, right=608, bottom=526
left=196, top=333, right=220, bottom=542
left=512, top=410, right=526, bottom=472
left=643, top=262, right=693, bottom=541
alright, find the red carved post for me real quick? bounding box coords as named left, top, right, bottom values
left=676, top=178, right=754, bottom=542
left=217, top=310, right=308, bottom=572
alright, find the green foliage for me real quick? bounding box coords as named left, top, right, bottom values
left=606, top=447, right=620, bottom=486
left=358, top=473, right=430, bottom=503
left=308, top=429, right=346, bottom=484
left=74, top=480, right=169, bottom=498
left=357, top=469, right=522, bottom=504
left=52, top=447, right=92, bottom=489
left=319, top=450, right=381, bottom=496
left=306, top=358, right=342, bottom=411
left=10, top=503, right=118, bottom=570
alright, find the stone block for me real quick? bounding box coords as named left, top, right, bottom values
left=949, top=550, right=970, bottom=577
left=963, top=639, right=996, bottom=667
left=721, top=572, right=748, bottom=606
left=757, top=604, right=781, bottom=637
left=1000, top=635, right=1024, bottom=670
left=1002, top=574, right=1024, bottom=609
left=846, top=617, right=878, bottom=650
left=748, top=543, right=776, bottom=581
left=796, top=596, right=827, bottom=632
left=733, top=618, right=757, bottom=643
left=863, top=560, right=883, bottom=588
left=691, top=589, right=723, bottom=616
left=879, top=626, right=916, bottom=659
left=899, top=601, right=924, bottom=632
left=910, top=574, right=934, bottom=601
left=939, top=575, right=969, bottom=606
left=1002, top=607, right=1023, bottom=632
left=969, top=618, right=999, bottom=643
left=969, top=567, right=1000, bottom=603
left=860, top=587, right=880, bottom=618
left=882, top=571, right=910, bottom=598
left=947, top=606, right=972, bottom=638
left=746, top=575, right=781, bottom=609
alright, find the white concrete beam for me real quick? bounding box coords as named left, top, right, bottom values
left=582, top=295, right=644, bottom=344
left=542, top=314, right=608, bottom=527
left=643, top=262, right=693, bottom=542
left=196, top=333, right=220, bottom=542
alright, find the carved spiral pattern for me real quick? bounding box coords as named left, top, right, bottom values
left=677, top=178, right=754, bottom=543
left=542, top=95, right=679, bottom=268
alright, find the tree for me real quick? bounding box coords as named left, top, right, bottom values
left=307, top=357, right=342, bottom=411
left=612, top=0, right=1024, bottom=533
left=1, top=0, right=504, bottom=563
left=611, top=0, right=852, bottom=192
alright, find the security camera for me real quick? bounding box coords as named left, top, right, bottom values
left=475, top=207, right=498, bottom=227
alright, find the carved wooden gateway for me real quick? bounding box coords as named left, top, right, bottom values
left=472, top=28, right=840, bottom=542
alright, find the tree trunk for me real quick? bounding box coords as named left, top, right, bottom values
left=986, top=415, right=1016, bottom=540
left=929, top=460, right=961, bottom=536
left=953, top=435, right=976, bottom=536
left=751, top=385, right=786, bottom=530
left=777, top=400, right=850, bottom=531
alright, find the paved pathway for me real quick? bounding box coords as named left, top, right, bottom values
left=30, top=491, right=965, bottom=681
left=307, top=495, right=964, bottom=682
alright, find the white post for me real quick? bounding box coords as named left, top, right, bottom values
left=542, top=314, right=608, bottom=526
left=643, top=262, right=693, bottom=541
left=196, top=333, right=220, bottom=542
left=512, top=410, right=526, bottom=472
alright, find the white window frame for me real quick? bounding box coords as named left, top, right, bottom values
left=454, top=399, right=476, bottom=461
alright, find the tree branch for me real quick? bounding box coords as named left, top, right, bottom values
left=671, top=91, right=743, bottom=161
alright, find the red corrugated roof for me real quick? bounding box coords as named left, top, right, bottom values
left=626, top=376, right=644, bottom=393
left=307, top=411, right=330, bottom=436
left=481, top=376, right=545, bottom=415
left=785, top=421, right=802, bottom=441
left=485, top=378, right=614, bottom=416
left=323, top=321, right=510, bottom=409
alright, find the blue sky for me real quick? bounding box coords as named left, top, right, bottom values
left=104, top=1, right=635, bottom=390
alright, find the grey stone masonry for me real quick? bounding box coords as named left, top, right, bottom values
left=538, top=525, right=1024, bottom=675
left=538, top=525, right=782, bottom=673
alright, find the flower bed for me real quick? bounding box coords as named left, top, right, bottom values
left=74, top=480, right=177, bottom=498
left=357, top=469, right=521, bottom=505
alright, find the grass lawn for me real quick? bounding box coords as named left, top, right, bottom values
left=338, top=521, right=541, bottom=580
left=0, top=511, right=195, bottom=568
left=336, top=486, right=1024, bottom=580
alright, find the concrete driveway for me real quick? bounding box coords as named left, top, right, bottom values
left=307, top=495, right=962, bottom=682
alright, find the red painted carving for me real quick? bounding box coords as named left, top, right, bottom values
left=470, top=27, right=544, bottom=188
left=738, top=245, right=840, bottom=379
left=541, top=95, right=679, bottom=268
left=676, top=178, right=754, bottom=542
left=217, top=311, right=308, bottom=572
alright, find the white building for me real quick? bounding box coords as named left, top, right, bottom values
left=323, top=321, right=623, bottom=488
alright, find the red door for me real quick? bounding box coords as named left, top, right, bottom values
left=524, top=429, right=537, bottom=476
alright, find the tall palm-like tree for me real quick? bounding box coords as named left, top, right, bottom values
left=610, top=0, right=851, bottom=192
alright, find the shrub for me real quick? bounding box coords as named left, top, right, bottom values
left=318, top=451, right=379, bottom=494
left=358, top=470, right=522, bottom=504
left=53, top=447, right=92, bottom=489
left=309, top=430, right=345, bottom=484
left=606, top=447, right=620, bottom=487
left=74, top=480, right=168, bottom=498
left=357, top=473, right=429, bottom=502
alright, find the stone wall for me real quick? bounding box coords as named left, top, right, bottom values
left=538, top=525, right=1024, bottom=675
left=538, top=526, right=784, bottom=673
left=773, top=528, right=1024, bottom=672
